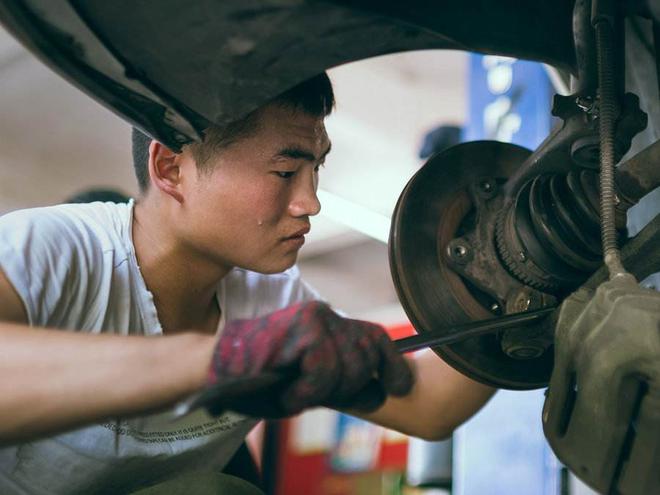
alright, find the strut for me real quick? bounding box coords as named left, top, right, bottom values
left=496, top=169, right=627, bottom=294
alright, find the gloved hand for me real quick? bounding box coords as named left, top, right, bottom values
left=543, top=275, right=660, bottom=494
left=206, top=301, right=414, bottom=418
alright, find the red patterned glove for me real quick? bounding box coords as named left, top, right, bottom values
left=206, top=301, right=414, bottom=418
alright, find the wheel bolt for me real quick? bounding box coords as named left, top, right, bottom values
left=447, top=239, right=472, bottom=264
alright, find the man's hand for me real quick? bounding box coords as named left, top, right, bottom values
left=207, top=301, right=414, bottom=418
left=543, top=275, right=660, bottom=494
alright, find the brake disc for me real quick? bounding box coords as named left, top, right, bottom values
left=389, top=141, right=555, bottom=389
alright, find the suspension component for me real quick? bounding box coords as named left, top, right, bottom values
left=496, top=169, right=627, bottom=294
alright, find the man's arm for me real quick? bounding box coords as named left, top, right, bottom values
left=0, top=269, right=215, bottom=445
left=355, top=349, right=496, bottom=440
left=2, top=261, right=482, bottom=443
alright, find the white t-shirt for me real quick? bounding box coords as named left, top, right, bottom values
left=0, top=200, right=319, bottom=494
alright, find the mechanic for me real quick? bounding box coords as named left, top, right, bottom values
left=0, top=73, right=493, bottom=493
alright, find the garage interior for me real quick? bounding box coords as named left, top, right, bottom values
left=0, top=2, right=658, bottom=494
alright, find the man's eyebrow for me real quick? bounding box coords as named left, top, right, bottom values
left=275, top=142, right=332, bottom=162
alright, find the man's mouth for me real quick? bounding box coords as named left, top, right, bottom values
left=281, top=225, right=311, bottom=248
left=283, top=225, right=311, bottom=240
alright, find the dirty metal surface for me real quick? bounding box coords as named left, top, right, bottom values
left=389, top=141, right=559, bottom=389
left=0, top=0, right=576, bottom=150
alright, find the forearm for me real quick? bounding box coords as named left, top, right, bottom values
left=0, top=322, right=214, bottom=445
left=355, top=350, right=495, bottom=440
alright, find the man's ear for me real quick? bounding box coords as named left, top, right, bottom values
left=148, top=141, right=184, bottom=203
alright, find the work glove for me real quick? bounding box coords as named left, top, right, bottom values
left=543, top=275, right=660, bottom=495
left=206, top=301, right=414, bottom=418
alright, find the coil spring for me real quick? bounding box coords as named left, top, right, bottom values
left=496, top=169, right=623, bottom=293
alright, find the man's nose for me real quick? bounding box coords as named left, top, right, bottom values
left=289, top=173, right=321, bottom=217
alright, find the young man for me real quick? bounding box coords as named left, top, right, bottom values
left=0, top=74, right=493, bottom=493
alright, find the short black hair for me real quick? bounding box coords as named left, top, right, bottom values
left=131, top=72, right=335, bottom=192
left=132, top=129, right=152, bottom=192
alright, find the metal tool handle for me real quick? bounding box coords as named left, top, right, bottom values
left=394, top=306, right=556, bottom=353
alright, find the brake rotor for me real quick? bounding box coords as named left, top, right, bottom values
left=389, top=141, right=554, bottom=389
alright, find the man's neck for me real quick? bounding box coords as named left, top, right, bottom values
left=131, top=200, right=230, bottom=334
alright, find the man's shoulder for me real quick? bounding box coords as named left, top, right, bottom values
left=0, top=201, right=131, bottom=250
left=0, top=202, right=134, bottom=327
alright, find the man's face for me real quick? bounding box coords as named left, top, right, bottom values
left=178, top=103, right=331, bottom=274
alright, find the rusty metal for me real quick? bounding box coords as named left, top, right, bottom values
left=495, top=137, right=660, bottom=296
left=584, top=212, right=660, bottom=290
left=503, top=92, right=647, bottom=197
left=495, top=169, right=628, bottom=294
left=390, top=141, right=557, bottom=389
left=389, top=136, right=659, bottom=389
left=615, top=137, right=660, bottom=207
left=500, top=288, right=554, bottom=359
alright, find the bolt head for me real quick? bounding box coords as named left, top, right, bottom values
left=447, top=240, right=472, bottom=264
left=576, top=96, right=595, bottom=113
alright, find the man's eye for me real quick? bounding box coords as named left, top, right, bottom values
left=275, top=171, right=295, bottom=179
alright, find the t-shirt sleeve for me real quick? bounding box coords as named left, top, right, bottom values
left=0, top=208, right=100, bottom=328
